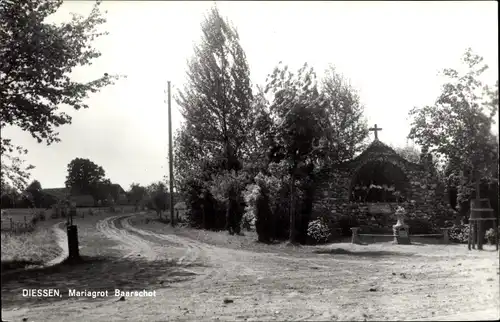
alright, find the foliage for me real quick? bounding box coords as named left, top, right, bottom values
left=128, top=183, right=147, bottom=210
left=174, top=9, right=369, bottom=243
left=485, top=227, right=499, bottom=245
left=307, top=218, right=331, bottom=243
left=65, top=157, right=106, bottom=197
left=1, top=183, right=21, bottom=208
left=391, top=144, right=421, bottom=164
left=175, top=5, right=253, bottom=174
left=408, top=48, right=498, bottom=208
left=24, top=180, right=43, bottom=208
left=406, top=217, right=436, bottom=234
left=146, top=181, right=169, bottom=216
left=242, top=183, right=259, bottom=230
left=319, top=65, right=369, bottom=165
left=174, top=6, right=254, bottom=233
left=209, top=170, right=247, bottom=204
left=0, top=142, right=34, bottom=192
left=449, top=224, right=470, bottom=243
left=0, top=0, right=122, bottom=190
left=210, top=171, right=247, bottom=234
left=243, top=173, right=279, bottom=242
left=263, top=63, right=328, bottom=243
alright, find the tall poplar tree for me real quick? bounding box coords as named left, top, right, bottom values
left=175, top=6, right=253, bottom=232
left=176, top=6, right=253, bottom=172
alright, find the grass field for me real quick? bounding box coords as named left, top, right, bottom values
left=1, top=224, right=61, bottom=272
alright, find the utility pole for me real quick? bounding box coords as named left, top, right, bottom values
left=167, top=81, right=175, bottom=227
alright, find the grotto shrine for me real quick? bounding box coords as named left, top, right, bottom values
left=313, top=124, right=455, bottom=235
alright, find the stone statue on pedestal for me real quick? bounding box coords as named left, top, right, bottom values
left=393, top=206, right=411, bottom=244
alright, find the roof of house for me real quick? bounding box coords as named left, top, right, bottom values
left=110, top=184, right=126, bottom=195
left=42, top=188, right=70, bottom=199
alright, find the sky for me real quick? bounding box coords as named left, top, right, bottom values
left=3, top=0, right=498, bottom=190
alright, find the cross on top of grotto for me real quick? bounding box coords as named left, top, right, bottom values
left=369, top=123, right=383, bottom=141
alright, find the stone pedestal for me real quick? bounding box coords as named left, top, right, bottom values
left=393, top=224, right=411, bottom=244
left=441, top=228, right=450, bottom=244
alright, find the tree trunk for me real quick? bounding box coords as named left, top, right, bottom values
left=289, top=168, right=298, bottom=244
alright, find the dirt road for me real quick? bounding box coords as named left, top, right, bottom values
left=2, top=213, right=499, bottom=321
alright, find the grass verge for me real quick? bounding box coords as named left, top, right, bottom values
left=1, top=227, right=61, bottom=272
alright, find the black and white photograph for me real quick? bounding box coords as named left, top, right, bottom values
left=1, top=0, right=499, bottom=321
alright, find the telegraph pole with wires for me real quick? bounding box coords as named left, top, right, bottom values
left=165, top=81, right=175, bottom=227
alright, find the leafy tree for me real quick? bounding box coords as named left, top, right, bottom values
left=391, top=144, right=421, bottom=164
left=1, top=182, right=21, bottom=208
left=175, top=6, right=254, bottom=232
left=146, top=181, right=169, bottom=217
left=0, top=144, right=34, bottom=192
left=264, top=63, right=330, bottom=243
left=320, top=66, right=369, bottom=165
left=0, top=0, right=122, bottom=193
left=209, top=170, right=248, bottom=234
left=128, top=183, right=147, bottom=210
left=65, top=158, right=106, bottom=197
left=176, top=6, right=253, bottom=172
left=25, top=179, right=43, bottom=207
left=408, top=48, right=498, bottom=213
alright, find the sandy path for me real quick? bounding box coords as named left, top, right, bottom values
left=95, top=215, right=158, bottom=260
left=113, top=215, right=500, bottom=321
left=2, top=213, right=499, bottom=321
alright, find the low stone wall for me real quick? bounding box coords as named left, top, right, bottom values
left=350, top=227, right=451, bottom=244
left=313, top=199, right=456, bottom=235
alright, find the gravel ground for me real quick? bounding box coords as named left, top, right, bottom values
left=2, top=213, right=498, bottom=321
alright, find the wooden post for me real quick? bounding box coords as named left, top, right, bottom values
left=468, top=221, right=472, bottom=250
left=10, top=218, right=13, bottom=231
left=477, top=221, right=484, bottom=250
left=496, top=220, right=499, bottom=251
left=351, top=227, right=360, bottom=244
left=24, top=216, right=27, bottom=229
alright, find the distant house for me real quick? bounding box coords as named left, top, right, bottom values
left=42, top=188, right=95, bottom=207
left=174, top=201, right=188, bottom=221
left=109, top=184, right=128, bottom=205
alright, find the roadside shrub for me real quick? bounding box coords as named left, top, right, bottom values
left=486, top=227, right=499, bottom=245
left=255, top=185, right=273, bottom=243
left=242, top=183, right=259, bottom=231
left=449, top=224, right=470, bottom=243
left=406, top=217, right=435, bottom=234
left=307, top=218, right=331, bottom=244
left=210, top=170, right=247, bottom=235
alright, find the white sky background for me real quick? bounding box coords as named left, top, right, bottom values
left=3, top=0, right=498, bottom=190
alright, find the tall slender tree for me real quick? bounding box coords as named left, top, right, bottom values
left=320, top=66, right=369, bottom=165
left=175, top=6, right=254, bottom=232
left=175, top=6, right=253, bottom=172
